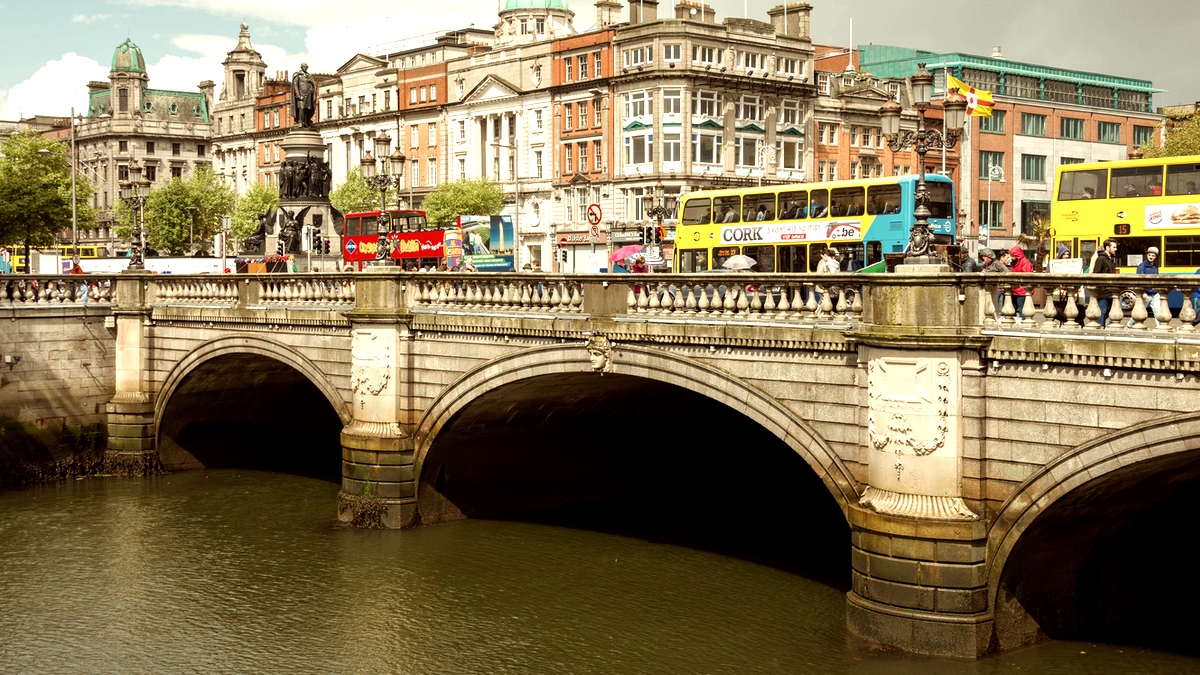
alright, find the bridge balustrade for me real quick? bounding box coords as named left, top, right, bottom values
left=414, top=276, right=583, bottom=312
left=626, top=275, right=864, bottom=321
left=981, top=273, right=1200, bottom=333
left=1, top=274, right=118, bottom=306
left=144, top=274, right=356, bottom=308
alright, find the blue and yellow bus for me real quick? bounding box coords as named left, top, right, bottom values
left=672, top=174, right=956, bottom=272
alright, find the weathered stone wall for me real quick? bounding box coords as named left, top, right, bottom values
left=0, top=306, right=116, bottom=481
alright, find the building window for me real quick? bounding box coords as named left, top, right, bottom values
left=663, top=132, right=681, bottom=162
left=1021, top=113, right=1046, bottom=136
left=411, top=159, right=419, bottom=188
left=692, top=131, right=722, bottom=164
left=828, top=160, right=838, bottom=180
left=578, top=55, right=588, bottom=80
left=849, top=126, right=859, bottom=146
left=519, top=19, right=528, bottom=35
left=118, top=88, right=128, bottom=112
left=197, top=144, right=206, bottom=158
left=326, top=100, right=333, bottom=119
left=427, top=158, right=437, bottom=186
left=578, top=100, right=589, bottom=128
left=735, top=136, right=762, bottom=167
left=1060, top=157, right=1085, bottom=165
left=740, top=51, right=762, bottom=70
left=410, top=87, right=417, bottom=104
left=1060, top=117, right=1085, bottom=140
left=578, top=142, right=588, bottom=172
left=691, top=45, right=721, bottom=66
left=663, top=44, right=681, bottom=62
left=565, top=144, right=573, bottom=172
left=420, top=86, right=427, bottom=102
left=171, top=166, right=183, bottom=179
left=430, top=84, right=437, bottom=102
left=458, top=120, right=466, bottom=141
left=145, top=141, right=155, bottom=155
left=564, top=105, right=573, bottom=130
left=173, top=143, right=181, bottom=156
left=738, top=95, right=762, bottom=121
left=565, top=59, right=573, bottom=82
left=1021, top=154, right=1046, bottom=182
left=979, top=200, right=1004, bottom=230
left=535, top=17, right=545, bottom=33
left=979, top=110, right=1005, bottom=133
left=428, top=122, right=436, bottom=146
left=1134, top=125, right=1155, bottom=147
left=593, top=140, right=602, bottom=171
left=593, top=52, right=602, bottom=77
left=779, top=139, right=802, bottom=170
left=692, top=90, right=720, bottom=117
left=535, top=109, right=543, bottom=130
left=458, top=157, right=466, bottom=179
left=1098, top=121, right=1122, bottom=144
left=384, top=90, right=390, bottom=110
left=663, top=88, right=681, bottom=115
left=625, top=90, right=651, bottom=118
left=534, top=150, right=543, bottom=178
left=820, top=123, right=839, bottom=145
left=779, top=99, right=799, bottom=126
left=411, top=127, right=419, bottom=148
left=979, top=151, right=1004, bottom=179
left=817, top=160, right=827, bottom=182
left=625, top=132, right=653, bottom=165
left=622, top=46, right=653, bottom=68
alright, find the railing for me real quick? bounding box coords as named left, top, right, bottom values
left=413, top=276, right=584, bottom=312
left=978, top=273, right=1200, bottom=333
left=1, top=275, right=117, bottom=306
left=623, top=276, right=863, bottom=321
left=147, top=274, right=356, bottom=308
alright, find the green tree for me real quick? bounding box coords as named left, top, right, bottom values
left=230, top=182, right=279, bottom=243
left=1139, top=113, right=1200, bottom=158
left=116, top=166, right=236, bottom=256
left=421, top=178, right=506, bottom=228
left=0, top=132, right=96, bottom=261
left=330, top=167, right=393, bottom=214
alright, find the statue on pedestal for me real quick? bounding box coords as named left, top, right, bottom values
left=291, top=63, right=316, bottom=128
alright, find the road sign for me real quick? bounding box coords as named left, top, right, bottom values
left=558, top=236, right=568, bottom=248
left=586, top=203, right=602, bottom=226
left=588, top=223, right=600, bottom=243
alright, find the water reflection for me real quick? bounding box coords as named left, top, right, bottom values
left=0, top=471, right=1197, bottom=674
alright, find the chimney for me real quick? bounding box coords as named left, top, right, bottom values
left=675, top=1, right=713, bottom=21
left=768, top=2, right=811, bottom=39
left=596, top=0, right=622, bottom=27
left=629, top=0, right=659, bottom=23
left=991, top=45, right=1005, bottom=60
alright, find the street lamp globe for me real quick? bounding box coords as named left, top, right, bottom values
left=943, top=88, right=968, bottom=131
left=879, top=99, right=902, bottom=138
left=374, top=133, right=392, bottom=174
left=360, top=151, right=376, bottom=178
left=911, top=63, right=933, bottom=109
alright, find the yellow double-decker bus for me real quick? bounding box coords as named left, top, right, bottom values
left=1051, top=154, right=1200, bottom=272
left=672, top=173, right=957, bottom=273
left=3, top=245, right=103, bottom=273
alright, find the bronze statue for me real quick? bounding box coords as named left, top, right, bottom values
left=278, top=206, right=311, bottom=254
left=242, top=209, right=276, bottom=254
left=280, top=161, right=294, bottom=199
left=291, top=63, right=316, bottom=128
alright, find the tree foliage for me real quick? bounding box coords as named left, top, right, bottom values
left=231, top=182, right=279, bottom=242
left=329, top=167, right=393, bottom=215
left=0, top=131, right=96, bottom=253
left=422, top=178, right=506, bottom=228
left=115, top=166, right=236, bottom=256
left=1139, top=114, right=1200, bottom=158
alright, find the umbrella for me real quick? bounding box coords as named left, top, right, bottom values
left=722, top=254, right=758, bottom=271
left=609, top=244, right=645, bottom=263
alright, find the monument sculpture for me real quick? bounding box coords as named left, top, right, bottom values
left=291, top=63, right=316, bottom=128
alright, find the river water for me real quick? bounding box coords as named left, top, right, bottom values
left=2, top=470, right=1197, bottom=674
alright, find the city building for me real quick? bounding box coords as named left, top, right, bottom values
left=860, top=45, right=1163, bottom=245
left=211, top=24, right=267, bottom=196
left=44, top=38, right=213, bottom=254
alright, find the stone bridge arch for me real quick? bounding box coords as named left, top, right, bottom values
left=153, top=334, right=352, bottom=473
left=412, top=341, right=860, bottom=518
left=987, top=410, right=1200, bottom=649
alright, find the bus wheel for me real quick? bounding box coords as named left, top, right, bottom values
left=1119, top=290, right=1139, bottom=312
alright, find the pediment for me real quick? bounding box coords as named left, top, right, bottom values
left=567, top=173, right=592, bottom=186
left=463, top=75, right=522, bottom=103
left=693, top=119, right=723, bottom=130
left=838, top=85, right=894, bottom=102
left=336, top=53, right=386, bottom=74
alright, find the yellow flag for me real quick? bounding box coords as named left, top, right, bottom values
left=947, top=74, right=995, bottom=118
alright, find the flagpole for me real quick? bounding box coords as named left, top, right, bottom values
left=941, top=66, right=948, bottom=176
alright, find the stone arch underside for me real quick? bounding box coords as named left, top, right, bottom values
left=153, top=335, right=351, bottom=479
left=411, top=342, right=860, bottom=524
left=987, top=411, right=1200, bottom=651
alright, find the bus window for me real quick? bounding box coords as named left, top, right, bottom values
left=344, top=216, right=362, bottom=236
left=1079, top=238, right=1099, bottom=269
left=866, top=241, right=883, bottom=267
left=778, top=244, right=806, bottom=272
left=1059, top=169, right=1107, bottom=200
left=810, top=189, right=828, bottom=218
left=1116, top=236, right=1162, bottom=266
left=713, top=246, right=739, bottom=268
left=1110, top=165, right=1162, bottom=198
left=715, top=196, right=741, bottom=223
left=779, top=190, right=807, bottom=219
left=1165, top=235, right=1200, bottom=268
left=831, top=187, right=865, bottom=217
left=1165, top=163, right=1200, bottom=196
left=745, top=193, right=777, bottom=221
left=361, top=215, right=380, bottom=236
left=743, top=245, right=776, bottom=272
left=867, top=184, right=901, bottom=215
left=840, top=242, right=866, bottom=271
left=926, top=182, right=954, bottom=218
left=681, top=198, right=712, bottom=225
left=677, top=249, right=709, bottom=272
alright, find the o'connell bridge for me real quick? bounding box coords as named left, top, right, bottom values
left=5, top=269, right=1200, bottom=658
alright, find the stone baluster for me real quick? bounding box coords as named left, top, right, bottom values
left=723, top=285, right=737, bottom=315
left=694, top=283, right=709, bottom=315
left=569, top=282, right=583, bottom=312
left=1041, top=284, right=1058, bottom=327
left=736, top=286, right=749, bottom=315
left=762, top=285, right=776, bottom=316
left=1083, top=292, right=1103, bottom=328
left=682, top=284, right=696, bottom=314
left=749, top=286, right=763, bottom=314
left=998, top=286, right=1016, bottom=325
left=1061, top=290, right=1080, bottom=328
left=547, top=283, right=561, bottom=310
left=1105, top=289, right=1124, bottom=330
left=635, top=285, right=647, bottom=313
left=647, top=282, right=662, bottom=313
left=1128, top=290, right=1150, bottom=330
left=1021, top=287, right=1037, bottom=325
left=818, top=287, right=833, bottom=318
left=1153, top=292, right=1172, bottom=332
left=1179, top=290, right=1196, bottom=332
left=804, top=284, right=818, bottom=319
left=835, top=288, right=848, bottom=321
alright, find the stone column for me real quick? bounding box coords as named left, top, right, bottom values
left=105, top=271, right=161, bottom=474
left=846, top=275, right=992, bottom=657
left=337, top=269, right=416, bottom=528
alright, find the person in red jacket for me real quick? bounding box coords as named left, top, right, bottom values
left=1008, top=245, right=1035, bottom=320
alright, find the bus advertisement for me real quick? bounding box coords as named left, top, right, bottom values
left=341, top=208, right=464, bottom=270
left=672, top=173, right=956, bottom=273
left=457, top=215, right=516, bottom=271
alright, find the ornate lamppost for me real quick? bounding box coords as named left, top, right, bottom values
left=643, top=180, right=676, bottom=258
left=118, top=160, right=153, bottom=270
left=879, top=64, right=967, bottom=264
left=361, top=133, right=405, bottom=266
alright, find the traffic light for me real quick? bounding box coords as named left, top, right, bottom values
left=639, top=227, right=647, bottom=244
left=276, top=239, right=284, bottom=255
left=654, top=226, right=664, bottom=244
left=323, top=238, right=331, bottom=255
left=559, top=249, right=568, bottom=264
left=312, top=228, right=321, bottom=253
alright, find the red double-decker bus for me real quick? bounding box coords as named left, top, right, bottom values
left=340, top=209, right=464, bottom=271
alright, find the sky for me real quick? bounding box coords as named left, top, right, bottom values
left=2, top=0, right=1198, bottom=121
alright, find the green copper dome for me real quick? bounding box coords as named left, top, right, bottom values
left=111, top=38, right=146, bottom=73
left=502, top=0, right=569, bottom=10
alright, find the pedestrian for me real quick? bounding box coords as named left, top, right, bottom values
left=1089, top=238, right=1118, bottom=326
left=463, top=259, right=478, bottom=272
left=611, top=259, right=629, bottom=273
left=818, top=247, right=840, bottom=273
left=630, top=255, right=649, bottom=273
left=1133, top=246, right=1163, bottom=325
left=983, top=248, right=1008, bottom=273
left=1008, top=245, right=1034, bottom=320
left=960, top=248, right=987, bottom=273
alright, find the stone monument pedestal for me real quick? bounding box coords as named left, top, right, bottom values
left=263, top=127, right=341, bottom=270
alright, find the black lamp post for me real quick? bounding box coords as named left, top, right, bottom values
left=118, top=160, right=153, bottom=270
left=643, top=180, right=676, bottom=254
left=361, top=133, right=405, bottom=265
left=879, top=63, right=968, bottom=264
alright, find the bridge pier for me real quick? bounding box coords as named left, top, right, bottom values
left=105, top=272, right=162, bottom=474
left=338, top=270, right=417, bottom=528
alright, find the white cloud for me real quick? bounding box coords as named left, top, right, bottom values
left=71, top=13, right=110, bottom=23
left=0, top=53, right=108, bottom=119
